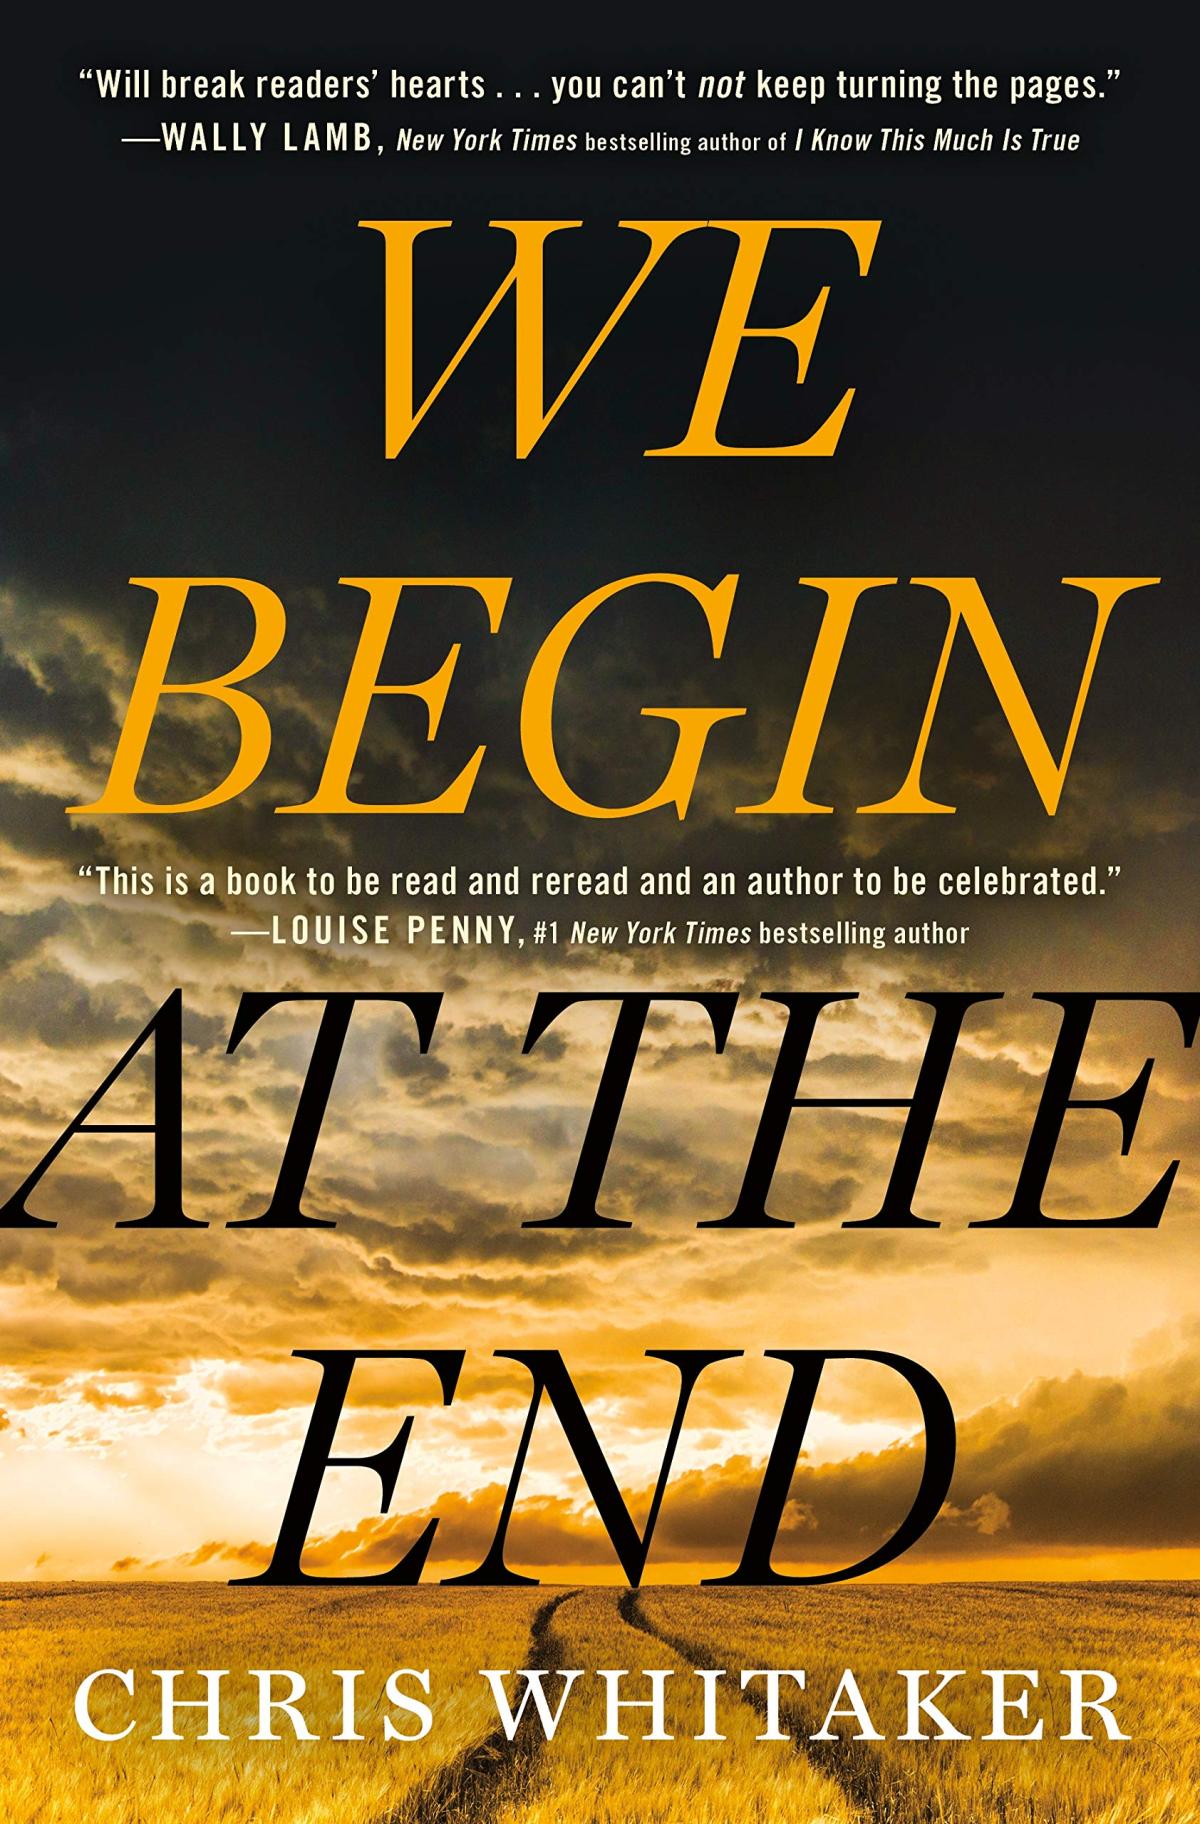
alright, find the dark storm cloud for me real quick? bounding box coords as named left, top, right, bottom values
left=381, top=1025, right=454, bottom=1100
left=0, top=901, right=73, bottom=966
left=0, top=628, right=117, bottom=763
left=0, top=783, right=101, bottom=866
left=0, top=966, right=154, bottom=1049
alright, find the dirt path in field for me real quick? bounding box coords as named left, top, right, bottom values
left=377, top=1588, right=579, bottom=1824
left=378, top=1585, right=904, bottom=1824
left=619, top=1588, right=894, bottom=1824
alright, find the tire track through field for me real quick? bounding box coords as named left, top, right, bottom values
left=376, top=1588, right=578, bottom=1824
left=620, top=1587, right=896, bottom=1824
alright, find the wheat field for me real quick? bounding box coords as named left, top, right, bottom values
left=642, top=1584, right=1199, bottom=1824
left=489, top=1586, right=853, bottom=1824
left=0, top=1581, right=1193, bottom=1822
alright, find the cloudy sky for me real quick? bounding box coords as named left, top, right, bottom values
left=1, top=18, right=1196, bottom=1582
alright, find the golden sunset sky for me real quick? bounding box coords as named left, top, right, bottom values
left=3, top=20, right=1196, bottom=1587
left=0, top=576, right=1196, bottom=1585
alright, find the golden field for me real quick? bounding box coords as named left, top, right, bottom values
left=642, top=1583, right=1199, bottom=1824
left=489, top=1586, right=852, bottom=1824
left=0, top=1581, right=1194, bottom=1822
left=0, top=1584, right=544, bottom=1824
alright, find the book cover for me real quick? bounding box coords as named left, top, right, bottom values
left=1, top=14, right=1195, bottom=1821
